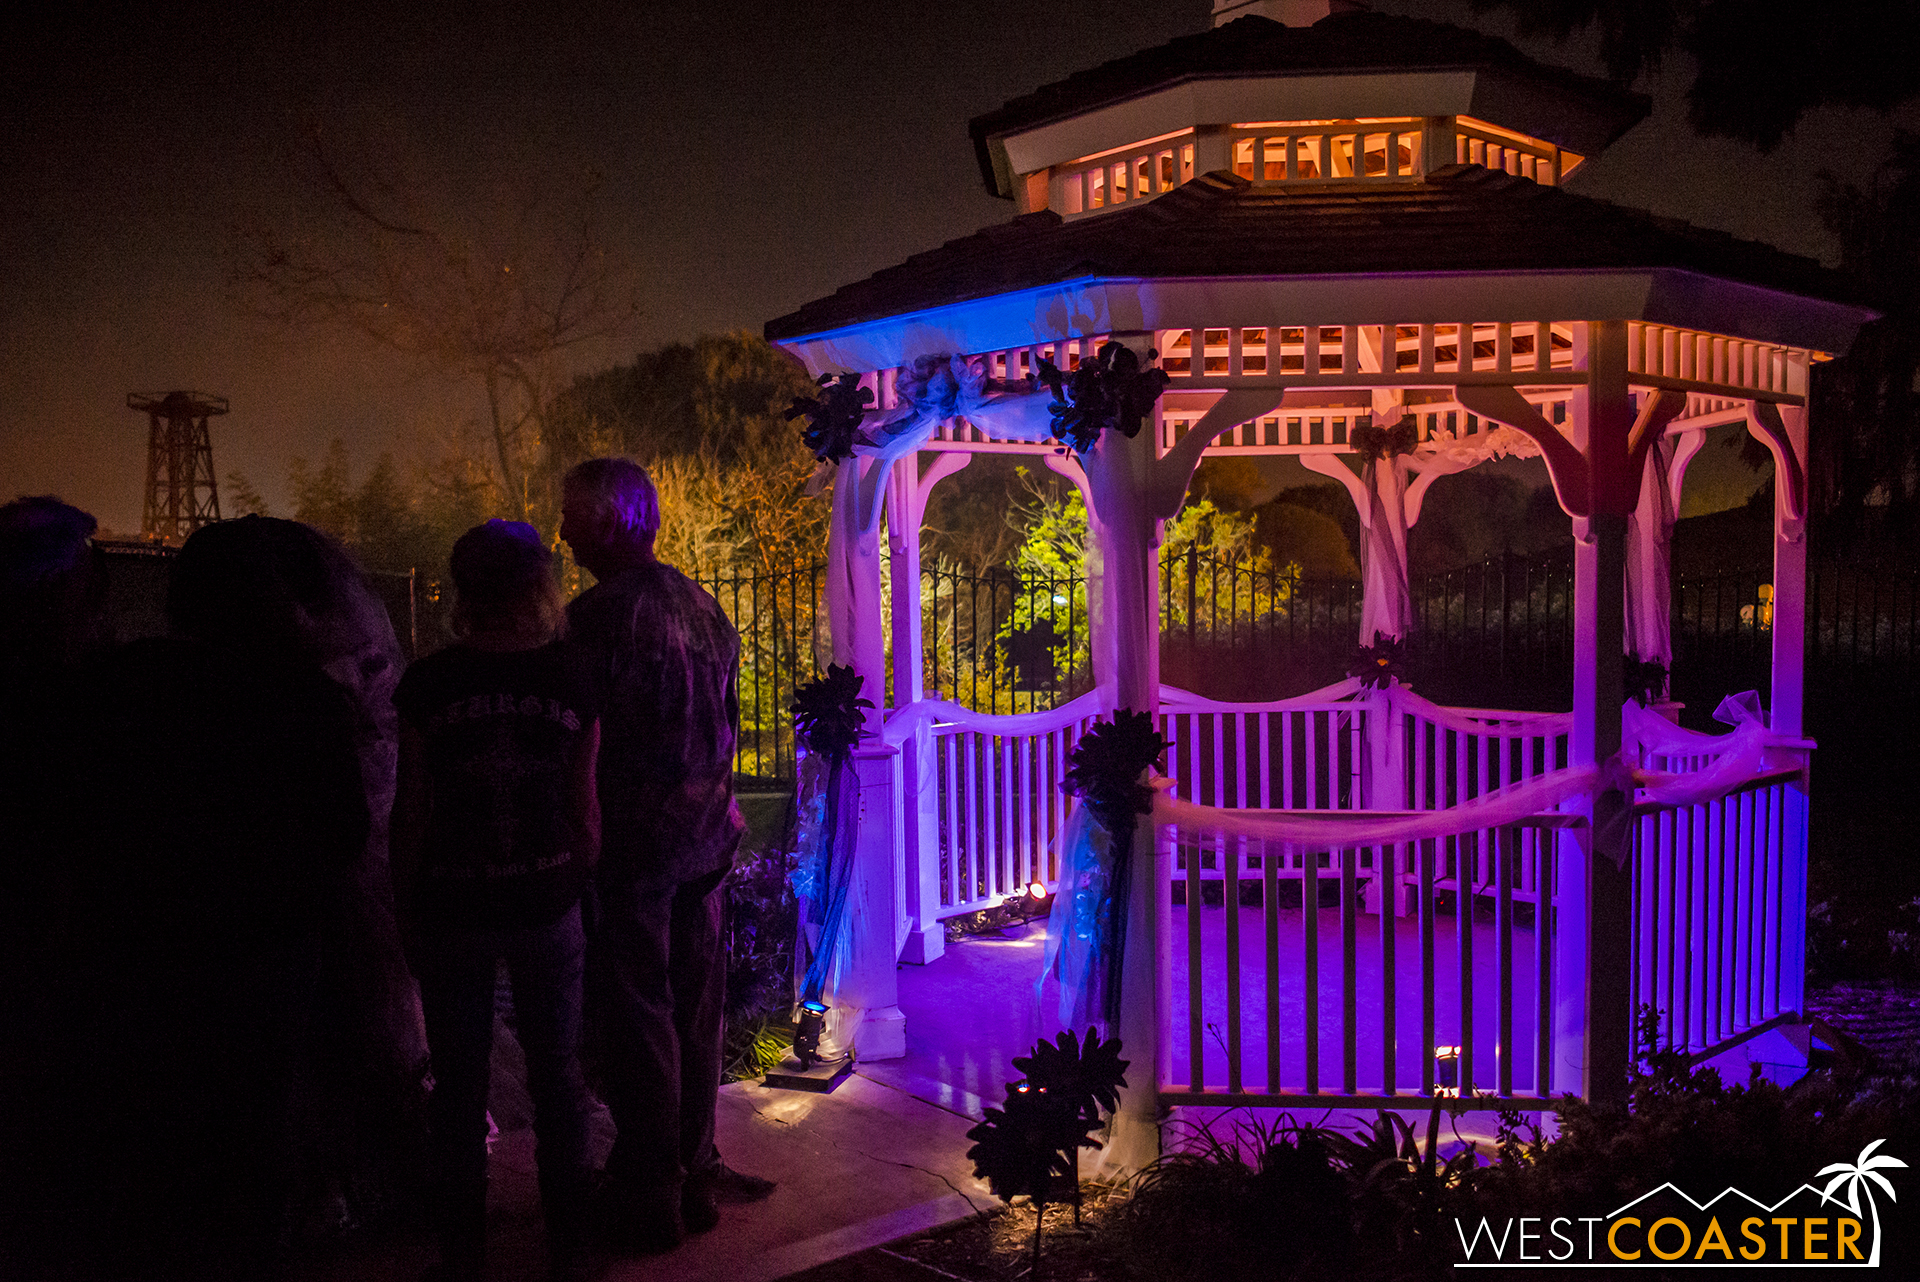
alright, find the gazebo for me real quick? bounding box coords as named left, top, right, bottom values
left=763, top=0, right=1873, bottom=1163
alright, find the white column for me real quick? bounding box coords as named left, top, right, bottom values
left=827, top=456, right=888, bottom=735
left=1768, top=401, right=1811, bottom=1013
left=1768, top=404, right=1810, bottom=739
left=840, top=742, right=907, bottom=1059
left=888, top=453, right=967, bottom=965
left=1567, top=320, right=1634, bottom=1108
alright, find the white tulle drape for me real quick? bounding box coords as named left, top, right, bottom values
left=1626, top=436, right=1679, bottom=669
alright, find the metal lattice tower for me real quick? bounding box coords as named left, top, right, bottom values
left=128, top=390, right=226, bottom=543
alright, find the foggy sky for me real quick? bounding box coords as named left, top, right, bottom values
left=2, top=0, right=1909, bottom=535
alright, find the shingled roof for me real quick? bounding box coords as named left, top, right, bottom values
left=765, top=166, right=1858, bottom=342
left=969, top=12, right=1649, bottom=195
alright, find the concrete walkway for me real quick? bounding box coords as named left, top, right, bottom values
left=292, top=926, right=1059, bottom=1282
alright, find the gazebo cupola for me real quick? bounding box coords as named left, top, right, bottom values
left=765, top=0, right=1875, bottom=1173
left=972, top=1, right=1647, bottom=221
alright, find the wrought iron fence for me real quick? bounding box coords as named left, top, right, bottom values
left=692, top=562, right=827, bottom=784
left=682, top=550, right=1920, bottom=781
left=921, top=561, right=1091, bottom=714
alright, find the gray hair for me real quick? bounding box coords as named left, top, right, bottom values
left=564, top=457, right=659, bottom=536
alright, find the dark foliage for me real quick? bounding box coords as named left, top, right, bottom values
left=1117, top=1116, right=1361, bottom=1282
left=966, top=1030, right=1130, bottom=1272
left=1471, top=0, right=1920, bottom=151
left=791, top=663, right=871, bottom=758
left=1349, top=630, right=1406, bottom=690
left=1112, top=1014, right=1920, bottom=1280
left=1349, top=419, right=1418, bottom=463
left=1623, top=652, right=1668, bottom=706
left=785, top=371, right=875, bottom=464
left=1812, top=132, right=1920, bottom=543
left=1011, top=1028, right=1130, bottom=1128
left=1036, top=341, right=1170, bottom=456
left=722, top=843, right=800, bottom=1079
left=1059, top=709, right=1166, bottom=843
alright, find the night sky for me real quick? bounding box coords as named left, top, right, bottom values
left=3, top=0, right=1912, bottom=534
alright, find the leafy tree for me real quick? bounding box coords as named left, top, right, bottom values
left=543, top=333, right=830, bottom=579
left=230, top=126, right=641, bottom=519
left=1472, top=0, right=1920, bottom=150
left=1811, top=132, right=1920, bottom=540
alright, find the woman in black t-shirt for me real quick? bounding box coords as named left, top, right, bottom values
left=393, top=520, right=600, bottom=1282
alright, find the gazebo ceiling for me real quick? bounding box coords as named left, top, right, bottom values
left=765, top=168, right=1871, bottom=367
left=969, top=12, right=1649, bottom=199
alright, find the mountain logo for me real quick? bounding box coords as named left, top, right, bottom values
left=1453, top=1141, right=1906, bottom=1268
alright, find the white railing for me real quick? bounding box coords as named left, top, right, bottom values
left=1154, top=690, right=1807, bottom=1106
left=1162, top=818, right=1571, bottom=1103
left=1228, top=121, right=1425, bottom=184
left=888, top=690, right=1104, bottom=920
left=1629, top=764, right=1808, bottom=1059
left=1056, top=135, right=1196, bottom=218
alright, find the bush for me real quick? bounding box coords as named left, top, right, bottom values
left=722, top=841, right=799, bottom=1080
left=1112, top=1010, right=1920, bottom=1280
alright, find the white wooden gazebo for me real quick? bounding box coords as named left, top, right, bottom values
left=764, top=0, right=1872, bottom=1162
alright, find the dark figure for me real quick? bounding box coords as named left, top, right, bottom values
left=560, top=458, right=774, bottom=1253
left=392, top=519, right=601, bottom=1282
left=47, top=520, right=373, bottom=1281
left=0, top=498, right=109, bottom=1275
left=168, top=516, right=432, bottom=1232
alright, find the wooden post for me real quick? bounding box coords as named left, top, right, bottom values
left=845, top=742, right=907, bottom=1058
left=1768, top=403, right=1810, bottom=739
left=1767, top=399, right=1812, bottom=1013
left=1569, top=320, right=1635, bottom=1107
left=888, top=452, right=969, bottom=964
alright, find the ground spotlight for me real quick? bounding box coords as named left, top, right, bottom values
left=794, top=999, right=830, bottom=1070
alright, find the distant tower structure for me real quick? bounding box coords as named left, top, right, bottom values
left=128, top=390, right=226, bottom=543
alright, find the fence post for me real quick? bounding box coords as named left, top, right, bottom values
left=842, top=742, right=908, bottom=1058
left=897, top=721, right=944, bottom=965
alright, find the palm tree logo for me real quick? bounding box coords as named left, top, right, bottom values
left=1818, top=1139, right=1908, bottom=1266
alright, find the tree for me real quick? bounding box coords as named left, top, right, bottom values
left=1472, top=0, right=1920, bottom=150
left=541, top=332, right=829, bottom=578
left=1810, top=132, right=1920, bottom=539
left=230, top=125, right=641, bottom=519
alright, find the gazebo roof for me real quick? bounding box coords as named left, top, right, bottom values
left=968, top=12, right=1650, bottom=197
left=765, top=166, right=1862, bottom=347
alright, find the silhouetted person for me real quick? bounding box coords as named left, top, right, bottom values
left=0, top=497, right=109, bottom=1277
left=164, top=517, right=432, bottom=1228
left=560, top=458, right=773, bottom=1254
left=392, top=519, right=601, bottom=1282
left=46, top=517, right=371, bottom=1280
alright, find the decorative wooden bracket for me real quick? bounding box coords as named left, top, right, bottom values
left=1744, top=400, right=1808, bottom=536
left=1148, top=388, right=1287, bottom=520
left=1625, top=390, right=1687, bottom=511
left=1453, top=385, right=1590, bottom=517
left=1300, top=452, right=1372, bottom=530
left=896, top=452, right=972, bottom=550
left=1043, top=448, right=1095, bottom=516
left=858, top=455, right=894, bottom=535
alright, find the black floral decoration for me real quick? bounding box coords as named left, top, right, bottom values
left=791, top=664, right=872, bottom=758
left=1625, top=652, right=1669, bottom=707
left=967, top=1030, right=1128, bottom=1268
left=1350, top=419, right=1419, bottom=463
left=1060, top=709, right=1166, bottom=840
left=1036, top=341, right=1171, bottom=456
left=786, top=371, right=875, bottom=464
left=1061, top=710, right=1166, bottom=1030
left=1011, top=1027, right=1130, bottom=1127
left=1348, top=631, right=1406, bottom=690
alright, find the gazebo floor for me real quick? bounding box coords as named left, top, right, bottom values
left=874, top=908, right=1548, bottom=1113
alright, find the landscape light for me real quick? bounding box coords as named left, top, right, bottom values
left=1435, top=1045, right=1461, bottom=1094
left=794, top=999, right=830, bottom=1070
